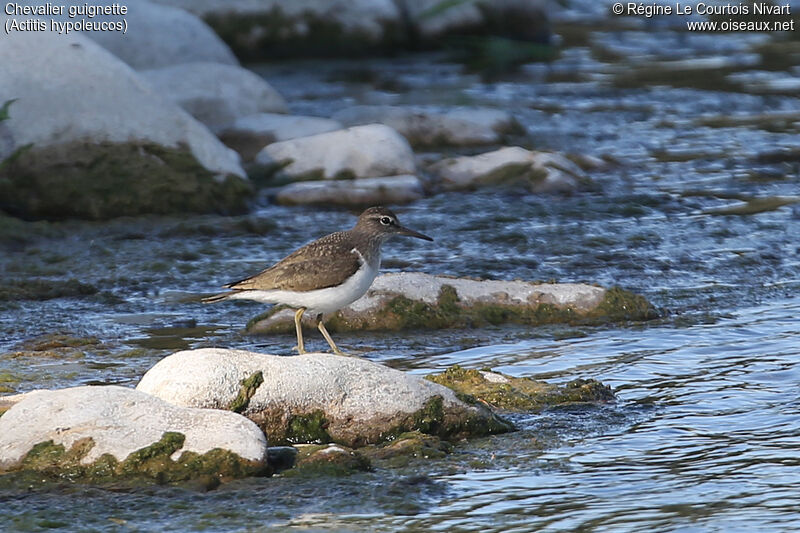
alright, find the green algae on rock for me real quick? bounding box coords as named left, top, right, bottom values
left=4, top=432, right=268, bottom=483
left=285, top=443, right=371, bottom=477
left=0, top=142, right=252, bottom=220
left=0, top=386, right=270, bottom=482
left=248, top=273, right=658, bottom=334
left=427, top=365, right=615, bottom=412
left=228, top=371, right=264, bottom=414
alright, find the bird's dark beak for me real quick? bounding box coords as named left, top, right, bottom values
left=396, top=225, right=433, bottom=241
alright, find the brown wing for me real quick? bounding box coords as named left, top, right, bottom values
left=224, top=232, right=362, bottom=292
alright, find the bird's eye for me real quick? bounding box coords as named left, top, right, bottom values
left=379, top=216, right=393, bottom=225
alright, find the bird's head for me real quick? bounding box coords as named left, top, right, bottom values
left=355, top=206, right=433, bottom=241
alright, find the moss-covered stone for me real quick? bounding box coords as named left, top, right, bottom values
left=0, top=279, right=98, bottom=301
left=427, top=365, right=615, bottom=412
left=323, top=284, right=657, bottom=333
left=7, top=431, right=268, bottom=484
left=0, top=142, right=251, bottom=220
left=2, top=333, right=105, bottom=359
left=363, top=431, right=452, bottom=468
left=228, top=371, right=264, bottom=414
left=285, top=443, right=371, bottom=477
left=285, top=410, right=333, bottom=445
left=376, top=394, right=513, bottom=446
left=591, top=286, right=660, bottom=322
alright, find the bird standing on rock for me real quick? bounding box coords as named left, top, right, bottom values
left=203, top=206, right=433, bottom=355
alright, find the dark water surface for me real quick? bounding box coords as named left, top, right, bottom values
left=2, top=5, right=800, bottom=531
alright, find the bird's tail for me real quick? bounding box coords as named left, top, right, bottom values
left=201, top=291, right=234, bottom=304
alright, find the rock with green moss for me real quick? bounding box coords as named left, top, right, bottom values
left=137, top=348, right=512, bottom=447
left=255, top=124, right=416, bottom=181
left=427, top=365, right=615, bottom=412
left=331, top=106, right=520, bottom=148
left=0, top=30, right=250, bottom=220
left=287, top=443, right=371, bottom=477
left=0, top=386, right=269, bottom=481
left=429, top=146, right=588, bottom=193
left=248, top=272, right=657, bottom=334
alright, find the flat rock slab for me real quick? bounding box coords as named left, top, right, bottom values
left=429, top=146, right=587, bottom=193
left=274, top=175, right=424, bottom=206
left=0, top=386, right=268, bottom=481
left=427, top=366, right=615, bottom=412
left=332, top=106, right=519, bottom=147
left=249, top=272, right=656, bottom=333
left=136, top=349, right=511, bottom=447
left=255, top=124, right=416, bottom=180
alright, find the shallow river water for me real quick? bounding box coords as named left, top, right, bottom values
left=2, top=5, right=800, bottom=531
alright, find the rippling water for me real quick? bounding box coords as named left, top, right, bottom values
left=2, top=2, right=800, bottom=530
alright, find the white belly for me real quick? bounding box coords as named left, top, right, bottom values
left=228, top=258, right=379, bottom=315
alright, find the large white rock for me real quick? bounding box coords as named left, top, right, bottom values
left=0, top=30, right=248, bottom=218
left=220, top=113, right=342, bottom=161
left=429, top=146, right=586, bottom=193
left=332, top=105, right=518, bottom=147
left=72, top=0, right=239, bottom=69
left=275, top=175, right=424, bottom=206
left=140, top=62, right=288, bottom=133
left=0, top=386, right=268, bottom=471
left=137, top=349, right=508, bottom=446
left=256, top=124, right=416, bottom=180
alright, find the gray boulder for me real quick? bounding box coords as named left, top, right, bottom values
left=0, top=386, right=268, bottom=479
left=140, top=62, right=288, bottom=133
left=80, top=0, right=238, bottom=69
left=400, top=0, right=549, bottom=40
left=219, top=113, right=342, bottom=161
left=0, top=30, right=250, bottom=219
left=136, top=349, right=511, bottom=447
left=429, top=146, right=587, bottom=193
left=275, top=175, right=424, bottom=206
left=249, top=272, right=656, bottom=333
left=256, top=124, right=416, bottom=180
left=150, top=0, right=402, bottom=57
left=332, top=105, right=519, bottom=147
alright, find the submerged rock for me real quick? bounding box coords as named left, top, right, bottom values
left=78, top=0, right=238, bottom=69
left=248, top=272, right=657, bottom=333
left=140, top=62, right=287, bottom=133
left=136, top=349, right=511, bottom=447
left=0, top=30, right=250, bottom=220
left=220, top=113, right=343, bottom=161
left=332, top=105, right=520, bottom=147
left=429, top=146, right=587, bottom=193
left=0, top=386, right=269, bottom=481
left=256, top=124, right=416, bottom=180
left=289, top=443, right=372, bottom=477
left=427, top=366, right=615, bottom=412
left=275, top=175, right=424, bottom=206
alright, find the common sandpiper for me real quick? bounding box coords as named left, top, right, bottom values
left=203, top=206, right=433, bottom=355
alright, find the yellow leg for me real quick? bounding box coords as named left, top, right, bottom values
left=294, top=307, right=306, bottom=354
left=316, top=314, right=347, bottom=356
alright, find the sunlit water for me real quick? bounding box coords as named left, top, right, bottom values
left=2, top=3, right=800, bottom=531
